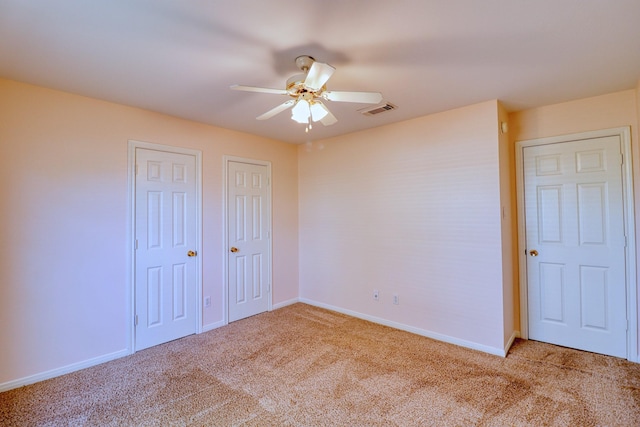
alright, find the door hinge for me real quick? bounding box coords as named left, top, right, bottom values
left=135, top=315, right=139, bottom=326
left=134, top=239, right=138, bottom=250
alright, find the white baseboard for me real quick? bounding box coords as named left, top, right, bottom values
left=3, top=318, right=230, bottom=392
left=299, top=298, right=508, bottom=357
left=200, top=298, right=299, bottom=333
left=272, top=297, right=300, bottom=310
left=504, top=330, right=518, bottom=355
left=0, top=348, right=129, bottom=393
left=201, top=319, right=227, bottom=333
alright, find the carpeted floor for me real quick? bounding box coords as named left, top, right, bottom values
left=1, top=303, right=640, bottom=426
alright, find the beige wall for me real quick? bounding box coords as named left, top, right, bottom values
left=509, top=89, right=640, bottom=357
left=0, top=78, right=299, bottom=385
left=298, top=100, right=512, bottom=354
left=497, top=102, right=516, bottom=345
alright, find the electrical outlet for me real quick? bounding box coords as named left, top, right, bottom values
left=204, top=296, right=211, bottom=307
left=373, top=290, right=380, bottom=301
left=393, top=294, right=399, bottom=305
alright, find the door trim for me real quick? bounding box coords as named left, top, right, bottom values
left=127, top=140, right=203, bottom=354
left=515, top=127, right=637, bottom=361
left=222, top=155, right=273, bottom=323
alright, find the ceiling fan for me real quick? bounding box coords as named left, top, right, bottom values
left=231, top=55, right=383, bottom=131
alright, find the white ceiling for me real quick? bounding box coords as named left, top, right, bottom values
left=1, top=0, right=639, bottom=144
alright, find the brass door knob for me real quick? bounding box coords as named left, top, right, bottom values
left=187, top=250, right=197, bottom=257
left=230, top=247, right=239, bottom=253
left=529, top=249, right=538, bottom=257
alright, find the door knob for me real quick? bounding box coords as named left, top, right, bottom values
left=529, top=249, right=538, bottom=257
left=230, top=247, right=239, bottom=253
left=187, top=250, right=197, bottom=257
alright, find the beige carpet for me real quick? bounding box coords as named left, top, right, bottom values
left=1, top=303, right=640, bottom=426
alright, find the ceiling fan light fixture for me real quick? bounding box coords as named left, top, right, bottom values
left=310, top=102, right=329, bottom=122
left=291, top=99, right=310, bottom=123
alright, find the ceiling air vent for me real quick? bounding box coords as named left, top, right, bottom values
left=359, top=102, right=397, bottom=116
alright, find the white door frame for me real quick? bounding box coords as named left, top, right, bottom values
left=127, top=140, right=203, bottom=354
left=515, top=127, right=637, bottom=361
left=222, top=155, right=273, bottom=323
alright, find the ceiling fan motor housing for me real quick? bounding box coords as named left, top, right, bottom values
left=286, top=75, right=326, bottom=100
left=286, top=74, right=307, bottom=95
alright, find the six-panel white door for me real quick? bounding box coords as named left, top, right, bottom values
left=228, top=161, right=271, bottom=322
left=135, top=148, right=197, bottom=351
left=524, top=136, right=627, bottom=358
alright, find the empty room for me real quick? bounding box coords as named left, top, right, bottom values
left=1, top=1, right=640, bottom=425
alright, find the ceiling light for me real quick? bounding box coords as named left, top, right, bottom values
left=310, top=102, right=329, bottom=122
left=291, top=99, right=310, bottom=124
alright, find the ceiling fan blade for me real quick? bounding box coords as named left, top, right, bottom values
left=256, top=100, right=295, bottom=120
left=303, top=62, right=335, bottom=91
left=323, top=91, right=383, bottom=104
left=230, top=84, right=288, bottom=95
